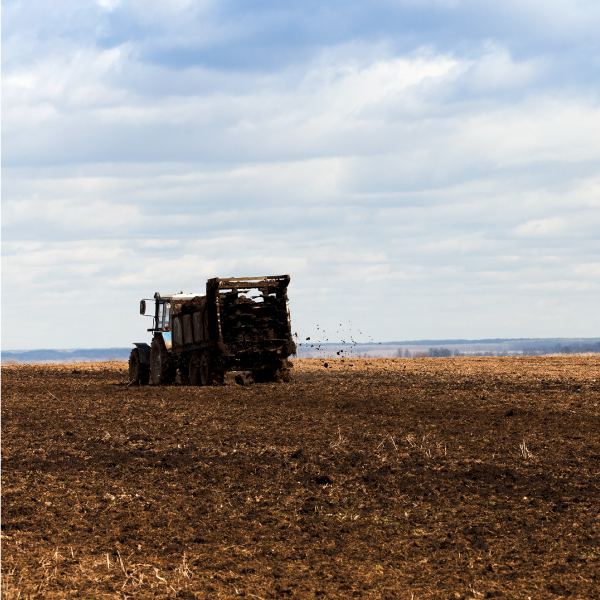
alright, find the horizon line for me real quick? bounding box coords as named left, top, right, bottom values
left=3, top=336, right=600, bottom=353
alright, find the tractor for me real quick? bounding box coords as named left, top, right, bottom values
left=128, top=275, right=296, bottom=385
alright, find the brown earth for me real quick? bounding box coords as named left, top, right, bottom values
left=2, top=357, right=600, bottom=600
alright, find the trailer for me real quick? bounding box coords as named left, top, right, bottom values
left=129, top=275, right=296, bottom=386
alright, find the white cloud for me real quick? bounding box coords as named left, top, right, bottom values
left=459, top=46, right=543, bottom=92
left=514, top=217, right=566, bottom=237
left=573, top=262, right=600, bottom=277
left=96, top=0, right=121, bottom=11
left=3, top=2, right=600, bottom=348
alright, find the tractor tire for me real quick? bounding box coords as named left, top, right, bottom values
left=189, top=351, right=223, bottom=386
left=128, top=348, right=149, bottom=385
left=150, top=336, right=176, bottom=385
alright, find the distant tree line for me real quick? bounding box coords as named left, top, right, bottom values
left=396, top=341, right=600, bottom=358
left=1, top=348, right=131, bottom=364
left=397, top=347, right=460, bottom=358
left=521, top=341, right=600, bottom=356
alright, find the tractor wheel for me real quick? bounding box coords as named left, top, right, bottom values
left=128, top=348, right=149, bottom=385
left=150, top=336, right=176, bottom=385
left=189, top=351, right=223, bottom=386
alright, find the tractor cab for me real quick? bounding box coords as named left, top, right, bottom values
left=140, top=292, right=198, bottom=347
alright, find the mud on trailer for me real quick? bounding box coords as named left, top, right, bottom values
left=129, top=275, right=297, bottom=386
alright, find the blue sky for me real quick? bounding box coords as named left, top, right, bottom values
left=2, top=0, right=600, bottom=349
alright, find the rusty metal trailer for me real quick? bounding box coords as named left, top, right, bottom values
left=129, top=275, right=296, bottom=386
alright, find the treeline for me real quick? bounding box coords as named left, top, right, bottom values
left=521, top=341, right=600, bottom=356
left=1, top=348, right=130, bottom=364
left=397, top=347, right=460, bottom=358
left=397, top=343, right=600, bottom=358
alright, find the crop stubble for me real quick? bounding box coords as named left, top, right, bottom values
left=2, top=357, right=599, bottom=599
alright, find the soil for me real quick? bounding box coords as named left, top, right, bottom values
left=2, top=356, right=600, bottom=600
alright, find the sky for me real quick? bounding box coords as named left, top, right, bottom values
left=2, top=0, right=600, bottom=349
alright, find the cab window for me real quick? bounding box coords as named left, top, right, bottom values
left=157, top=302, right=171, bottom=330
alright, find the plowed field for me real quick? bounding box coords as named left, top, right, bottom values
left=2, top=357, right=600, bottom=600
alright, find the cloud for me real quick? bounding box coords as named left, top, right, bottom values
left=2, top=0, right=600, bottom=348
left=514, top=217, right=566, bottom=237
